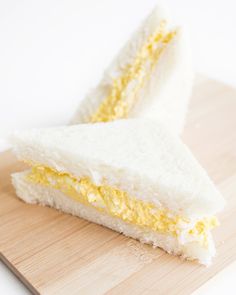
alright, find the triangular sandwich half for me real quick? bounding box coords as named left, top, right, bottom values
left=11, top=120, right=224, bottom=265
left=71, top=6, right=193, bottom=134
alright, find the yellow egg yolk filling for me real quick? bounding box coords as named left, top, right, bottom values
left=26, top=165, right=218, bottom=246
left=90, top=21, right=176, bottom=123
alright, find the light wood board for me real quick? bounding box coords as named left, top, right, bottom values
left=0, top=77, right=236, bottom=295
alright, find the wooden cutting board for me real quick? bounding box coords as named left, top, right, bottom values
left=1, top=77, right=236, bottom=295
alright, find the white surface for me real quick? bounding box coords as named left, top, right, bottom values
left=0, top=262, right=31, bottom=295
left=0, top=0, right=236, bottom=294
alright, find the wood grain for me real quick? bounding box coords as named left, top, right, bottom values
left=0, top=77, right=236, bottom=295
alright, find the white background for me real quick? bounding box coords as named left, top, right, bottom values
left=0, top=0, right=236, bottom=294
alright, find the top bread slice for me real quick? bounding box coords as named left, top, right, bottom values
left=11, top=119, right=224, bottom=219
left=71, top=5, right=193, bottom=134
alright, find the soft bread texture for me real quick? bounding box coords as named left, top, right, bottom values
left=70, top=6, right=193, bottom=134
left=12, top=171, right=215, bottom=265
left=10, top=119, right=225, bottom=218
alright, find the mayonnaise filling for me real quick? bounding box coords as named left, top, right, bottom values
left=26, top=165, right=218, bottom=247
left=90, top=21, right=176, bottom=122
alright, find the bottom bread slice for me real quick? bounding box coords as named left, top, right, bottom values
left=12, top=171, right=215, bottom=265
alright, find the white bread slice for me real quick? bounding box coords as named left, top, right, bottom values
left=12, top=170, right=216, bottom=265
left=11, top=119, right=224, bottom=218
left=70, top=6, right=193, bottom=134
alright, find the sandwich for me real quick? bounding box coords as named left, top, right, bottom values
left=71, top=6, right=193, bottom=134
left=11, top=119, right=224, bottom=265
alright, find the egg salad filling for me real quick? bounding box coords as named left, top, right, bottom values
left=90, top=21, right=176, bottom=123
left=27, top=165, right=218, bottom=247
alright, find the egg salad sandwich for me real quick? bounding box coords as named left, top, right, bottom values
left=10, top=119, right=224, bottom=265
left=71, top=6, right=193, bottom=134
